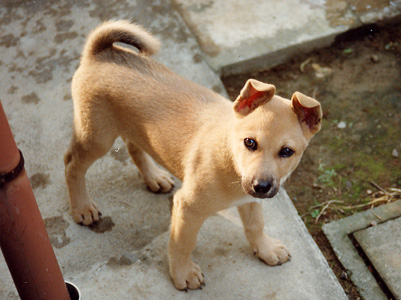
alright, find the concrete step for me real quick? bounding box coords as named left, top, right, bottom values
left=172, top=0, right=401, bottom=75
left=323, top=200, right=401, bottom=300
left=63, top=191, right=347, bottom=300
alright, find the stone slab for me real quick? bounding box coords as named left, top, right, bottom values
left=0, top=1, right=224, bottom=299
left=2, top=189, right=348, bottom=299
left=173, top=0, right=401, bottom=75
left=354, top=217, right=401, bottom=299
left=323, top=200, right=401, bottom=300
left=63, top=191, right=347, bottom=300
left=0, top=0, right=223, bottom=284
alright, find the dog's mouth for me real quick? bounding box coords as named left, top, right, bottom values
left=249, top=188, right=279, bottom=199
left=242, top=179, right=279, bottom=199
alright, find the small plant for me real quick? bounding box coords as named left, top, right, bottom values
left=317, top=163, right=337, bottom=187
left=311, top=209, right=320, bottom=218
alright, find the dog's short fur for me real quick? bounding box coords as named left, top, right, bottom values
left=64, top=20, right=322, bottom=291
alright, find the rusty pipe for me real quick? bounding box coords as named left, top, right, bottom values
left=0, top=100, right=71, bottom=300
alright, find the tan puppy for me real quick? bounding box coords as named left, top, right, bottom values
left=64, top=20, right=322, bottom=291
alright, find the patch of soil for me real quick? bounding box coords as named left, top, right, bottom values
left=222, top=22, right=401, bottom=299
left=89, top=216, right=115, bottom=233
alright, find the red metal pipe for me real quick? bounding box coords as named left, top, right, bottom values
left=0, top=100, right=71, bottom=300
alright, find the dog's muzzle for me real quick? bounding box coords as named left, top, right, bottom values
left=244, top=179, right=278, bottom=199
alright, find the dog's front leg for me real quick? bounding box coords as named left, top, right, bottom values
left=238, top=202, right=291, bottom=265
left=168, top=188, right=206, bottom=291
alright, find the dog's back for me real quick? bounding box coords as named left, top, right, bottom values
left=71, top=20, right=231, bottom=178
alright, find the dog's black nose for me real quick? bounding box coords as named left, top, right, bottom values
left=252, top=180, right=272, bottom=196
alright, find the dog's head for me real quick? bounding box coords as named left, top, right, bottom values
left=232, top=79, right=322, bottom=199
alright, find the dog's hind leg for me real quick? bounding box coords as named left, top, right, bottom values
left=237, top=202, right=291, bottom=265
left=123, top=138, right=174, bottom=193
left=64, top=111, right=117, bottom=225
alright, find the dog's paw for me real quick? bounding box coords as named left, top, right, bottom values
left=144, top=168, right=174, bottom=193
left=72, top=201, right=101, bottom=226
left=170, top=260, right=205, bottom=291
left=254, top=235, right=291, bottom=266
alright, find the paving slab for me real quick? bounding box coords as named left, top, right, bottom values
left=173, top=0, right=401, bottom=75
left=323, top=200, right=401, bottom=300
left=0, top=0, right=346, bottom=299
left=354, top=217, right=401, bottom=299
left=0, top=1, right=222, bottom=299
left=59, top=191, right=347, bottom=300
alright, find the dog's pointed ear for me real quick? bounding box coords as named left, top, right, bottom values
left=233, top=79, right=276, bottom=117
left=291, top=92, right=322, bottom=137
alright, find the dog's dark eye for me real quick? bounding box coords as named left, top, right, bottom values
left=244, top=138, right=257, bottom=151
left=279, top=147, right=295, bottom=158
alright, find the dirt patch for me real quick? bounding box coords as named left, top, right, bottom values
left=222, top=22, right=401, bottom=299
left=44, top=216, right=70, bottom=249
left=110, top=146, right=130, bottom=166
left=21, top=92, right=41, bottom=104
left=30, top=172, right=51, bottom=189
left=89, top=216, right=115, bottom=233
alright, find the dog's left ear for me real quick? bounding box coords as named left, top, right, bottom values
left=234, top=79, right=276, bottom=117
left=291, top=92, right=322, bottom=137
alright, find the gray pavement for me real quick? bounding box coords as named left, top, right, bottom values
left=57, top=192, right=346, bottom=300
left=173, top=0, right=401, bottom=75
left=0, top=0, right=399, bottom=299
left=355, top=217, right=401, bottom=298
left=323, top=200, right=401, bottom=300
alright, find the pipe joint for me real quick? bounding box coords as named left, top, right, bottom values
left=0, top=149, right=24, bottom=188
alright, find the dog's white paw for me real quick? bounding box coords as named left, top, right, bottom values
left=170, top=260, right=205, bottom=291
left=144, top=168, right=174, bottom=193
left=254, top=235, right=291, bottom=266
left=72, top=201, right=101, bottom=226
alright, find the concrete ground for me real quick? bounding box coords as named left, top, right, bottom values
left=323, top=200, right=401, bottom=300
left=173, top=0, right=401, bottom=75
left=0, top=0, right=399, bottom=299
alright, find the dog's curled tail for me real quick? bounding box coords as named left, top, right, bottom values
left=83, top=20, right=161, bottom=59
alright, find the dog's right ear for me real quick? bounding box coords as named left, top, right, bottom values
left=291, top=92, right=322, bottom=138
left=233, top=79, right=276, bottom=117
